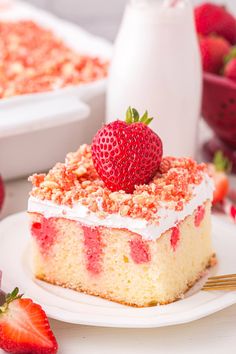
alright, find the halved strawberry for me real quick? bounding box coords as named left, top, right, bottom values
left=0, top=288, right=58, bottom=354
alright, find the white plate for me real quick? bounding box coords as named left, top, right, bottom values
left=0, top=212, right=235, bottom=328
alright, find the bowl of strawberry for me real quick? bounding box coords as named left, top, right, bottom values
left=195, top=2, right=236, bottom=171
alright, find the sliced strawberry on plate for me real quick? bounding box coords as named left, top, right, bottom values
left=92, top=107, right=163, bottom=193
left=0, top=288, right=58, bottom=354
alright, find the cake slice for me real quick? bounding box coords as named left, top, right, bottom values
left=28, top=109, right=214, bottom=307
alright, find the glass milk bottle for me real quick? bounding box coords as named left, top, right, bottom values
left=106, top=0, right=202, bottom=157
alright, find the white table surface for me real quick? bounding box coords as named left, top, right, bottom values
left=1, top=178, right=236, bottom=354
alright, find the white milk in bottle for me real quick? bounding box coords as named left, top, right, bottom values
left=106, top=0, right=202, bottom=157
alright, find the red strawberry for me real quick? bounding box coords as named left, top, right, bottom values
left=209, top=151, right=231, bottom=205
left=0, top=175, right=4, bottom=211
left=199, top=35, right=230, bottom=73
left=0, top=288, right=58, bottom=354
left=212, top=171, right=229, bottom=204
left=92, top=107, right=163, bottom=193
left=195, top=3, right=236, bottom=44
left=224, top=57, right=236, bottom=81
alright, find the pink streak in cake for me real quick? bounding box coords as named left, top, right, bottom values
left=31, top=217, right=57, bottom=253
left=170, top=226, right=180, bottom=251
left=130, top=237, right=151, bottom=264
left=194, top=205, right=205, bottom=227
left=82, top=226, right=103, bottom=275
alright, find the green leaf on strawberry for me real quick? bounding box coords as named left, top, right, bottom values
left=131, top=108, right=139, bottom=122
left=126, top=106, right=133, bottom=124
left=224, top=46, right=236, bottom=64
left=0, top=288, right=22, bottom=313
left=213, top=150, right=232, bottom=173
left=125, top=107, right=153, bottom=125
left=210, top=151, right=231, bottom=205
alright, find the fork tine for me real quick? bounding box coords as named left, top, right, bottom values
left=205, top=279, right=236, bottom=286
left=202, top=273, right=236, bottom=291
left=203, top=283, right=236, bottom=286
left=207, top=273, right=236, bottom=281
left=202, top=285, right=236, bottom=291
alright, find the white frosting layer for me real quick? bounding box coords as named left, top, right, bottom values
left=28, top=174, right=214, bottom=240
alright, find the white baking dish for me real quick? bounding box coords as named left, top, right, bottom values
left=0, top=0, right=112, bottom=180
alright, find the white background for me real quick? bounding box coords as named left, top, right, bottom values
left=25, top=0, right=236, bottom=40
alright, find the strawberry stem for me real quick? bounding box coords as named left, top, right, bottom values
left=125, top=107, right=153, bottom=125
left=213, top=150, right=232, bottom=173
left=224, top=46, right=236, bottom=65
left=0, top=287, right=23, bottom=313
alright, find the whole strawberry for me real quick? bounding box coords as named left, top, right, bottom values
left=195, top=3, right=236, bottom=45
left=208, top=151, right=231, bottom=205
left=0, top=175, right=4, bottom=211
left=0, top=287, right=58, bottom=354
left=92, top=107, right=163, bottom=193
left=224, top=58, right=236, bottom=81
left=199, top=35, right=230, bottom=73
left=224, top=47, right=236, bottom=82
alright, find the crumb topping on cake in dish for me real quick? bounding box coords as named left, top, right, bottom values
left=29, top=144, right=210, bottom=224
left=0, top=21, right=108, bottom=98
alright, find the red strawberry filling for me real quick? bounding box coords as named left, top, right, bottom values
left=170, top=226, right=180, bottom=251
left=83, top=226, right=103, bottom=275
left=194, top=205, right=205, bottom=227
left=130, top=237, right=151, bottom=264
left=31, top=217, right=57, bottom=253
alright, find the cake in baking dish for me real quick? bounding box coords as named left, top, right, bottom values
left=0, top=20, right=107, bottom=99
left=28, top=109, right=214, bottom=307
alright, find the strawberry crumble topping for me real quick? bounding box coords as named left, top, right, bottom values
left=0, top=20, right=108, bottom=99
left=29, top=144, right=209, bottom=224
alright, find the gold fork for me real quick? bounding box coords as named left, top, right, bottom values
left=202, top=273, right=236, bottom=291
